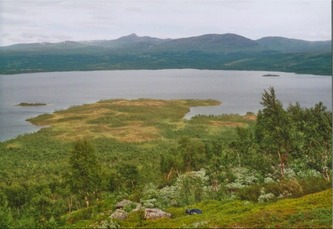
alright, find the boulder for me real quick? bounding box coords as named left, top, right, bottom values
left=144, top=208, right=171, bottom=220
left=115, top=199, right=142, bottom=212
left=115, top=199, right=133, bottom=209
left=110, top=209, right=128, bottom=220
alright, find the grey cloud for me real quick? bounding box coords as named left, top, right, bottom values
left=0, top=0, right=330, bottom=46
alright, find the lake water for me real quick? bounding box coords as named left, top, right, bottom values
left=0, top=69, right=331, bottom=142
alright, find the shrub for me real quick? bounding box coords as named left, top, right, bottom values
left=238, top=184, right=261, bottom=202
left=237, top=176, right=326, bottom=202
left=298, top=177, right=331, bottom=196
left=258, top=188, right=276, bottom=203
left=140, top=169, right=210, bottom=208
left=263, top=179, right=301, bottom=198
left=224, top=167, right=260, bottom=192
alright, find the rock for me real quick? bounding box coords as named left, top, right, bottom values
left=110, top=209, right=128, bottom=220
left=144, top=208, right=171, bottom=220
left=115, top=199, right=142, bottom=212
left=115, top=199, right=133, bottom=209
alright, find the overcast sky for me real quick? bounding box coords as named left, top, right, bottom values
left=0, top=0, right=331, bottom=46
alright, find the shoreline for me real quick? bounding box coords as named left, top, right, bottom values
left=0, top=68, right=331, bottom=77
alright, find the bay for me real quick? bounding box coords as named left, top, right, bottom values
left=0, top=69, right=331, bottom=142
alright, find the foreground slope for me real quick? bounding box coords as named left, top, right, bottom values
left=67, top=189, right=332, bottom=228
left=0, top=96, right=331, bottom=228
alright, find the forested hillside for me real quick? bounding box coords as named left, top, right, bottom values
left=0, top=88, right=331, bottom=228
left=0, top=33, right=331, bottom=75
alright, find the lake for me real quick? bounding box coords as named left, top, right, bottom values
left=0, top=69, right=331, bottom=142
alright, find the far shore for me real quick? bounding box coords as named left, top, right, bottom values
left=16, top=102, right=47, bottom=107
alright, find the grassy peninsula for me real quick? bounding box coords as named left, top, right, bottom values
left=27, top=99, right=223, bottom=142
left=0, top=90, right=331, bottom=228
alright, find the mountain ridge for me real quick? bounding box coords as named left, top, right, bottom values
left=1, top=33, right=330, bottom=48
left=0, top=33, right=331, bottom=75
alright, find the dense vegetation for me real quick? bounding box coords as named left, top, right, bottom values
left=0, top=88, right=331, bottom=228
left=0, top=51, right=331, bottom=75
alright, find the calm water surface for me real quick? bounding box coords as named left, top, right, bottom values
left=0, top=69, right=331, bottom=142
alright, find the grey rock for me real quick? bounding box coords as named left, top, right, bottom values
left=110, top=209, right=128, bottom=220
left=144, top=208, right=171, bottom=220
left=115, top=199, right=142, bottom=212
left=115, top=199, right=133, bottom=209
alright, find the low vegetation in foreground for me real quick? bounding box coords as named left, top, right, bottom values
left=0, top=87, right=331, bottom=228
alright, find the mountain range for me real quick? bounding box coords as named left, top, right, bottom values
left=0, top=33, right=331, bottom=75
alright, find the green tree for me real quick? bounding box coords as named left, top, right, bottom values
left=160, top=154, right=176, bottom=181
left=255, top=87, right=293, bottom=177
left=231, top=127, right=254, bottom=167
left=178, top=138, right=206, bottom=172
left=307, top=102, right=332, bottom=180
left=286, top=102, right=307, bottom=157
left=117, top=163, right=140, bottom=190
left=230, top=126, right=273, bottom=175
left=287, top=102, right=332, bottom=180
left=68, top=139, right=101, bottom=207
left=176, top=170, right=209, bottom=206
left=160, top=148, right=183, bottom=181
left=109, top=163, right=141, bottom=192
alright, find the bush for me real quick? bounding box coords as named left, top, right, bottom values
left=298, top=177, right=331, bottom=196
left=224, top=167, right=260, bottom=192
left=258, top=188, right=276, bottom=203
left=237, top=177, right=322, bottom=202
left=140, top=169, right=210, bottom=208
left=238, top=185, right=261, bottom=202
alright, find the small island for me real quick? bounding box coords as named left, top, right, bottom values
left=16, top=102, right=47, bottom=107
left=262, top=74, right=279, bottom=77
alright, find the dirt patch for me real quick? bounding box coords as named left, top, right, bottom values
left=244, top=114, right=257, bottom=121
left=109, top=122, right=160, bottom=142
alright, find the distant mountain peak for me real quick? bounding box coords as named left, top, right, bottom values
left=127, top=33, right=139, bottom=37
left=118, top=33, right=139, bottom=40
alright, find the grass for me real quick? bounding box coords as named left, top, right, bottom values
left=64, top=189, right=332, bottom=228
left=103, top=189, right=332, bottom=228
left=27, top=98, right=253, bottom=142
